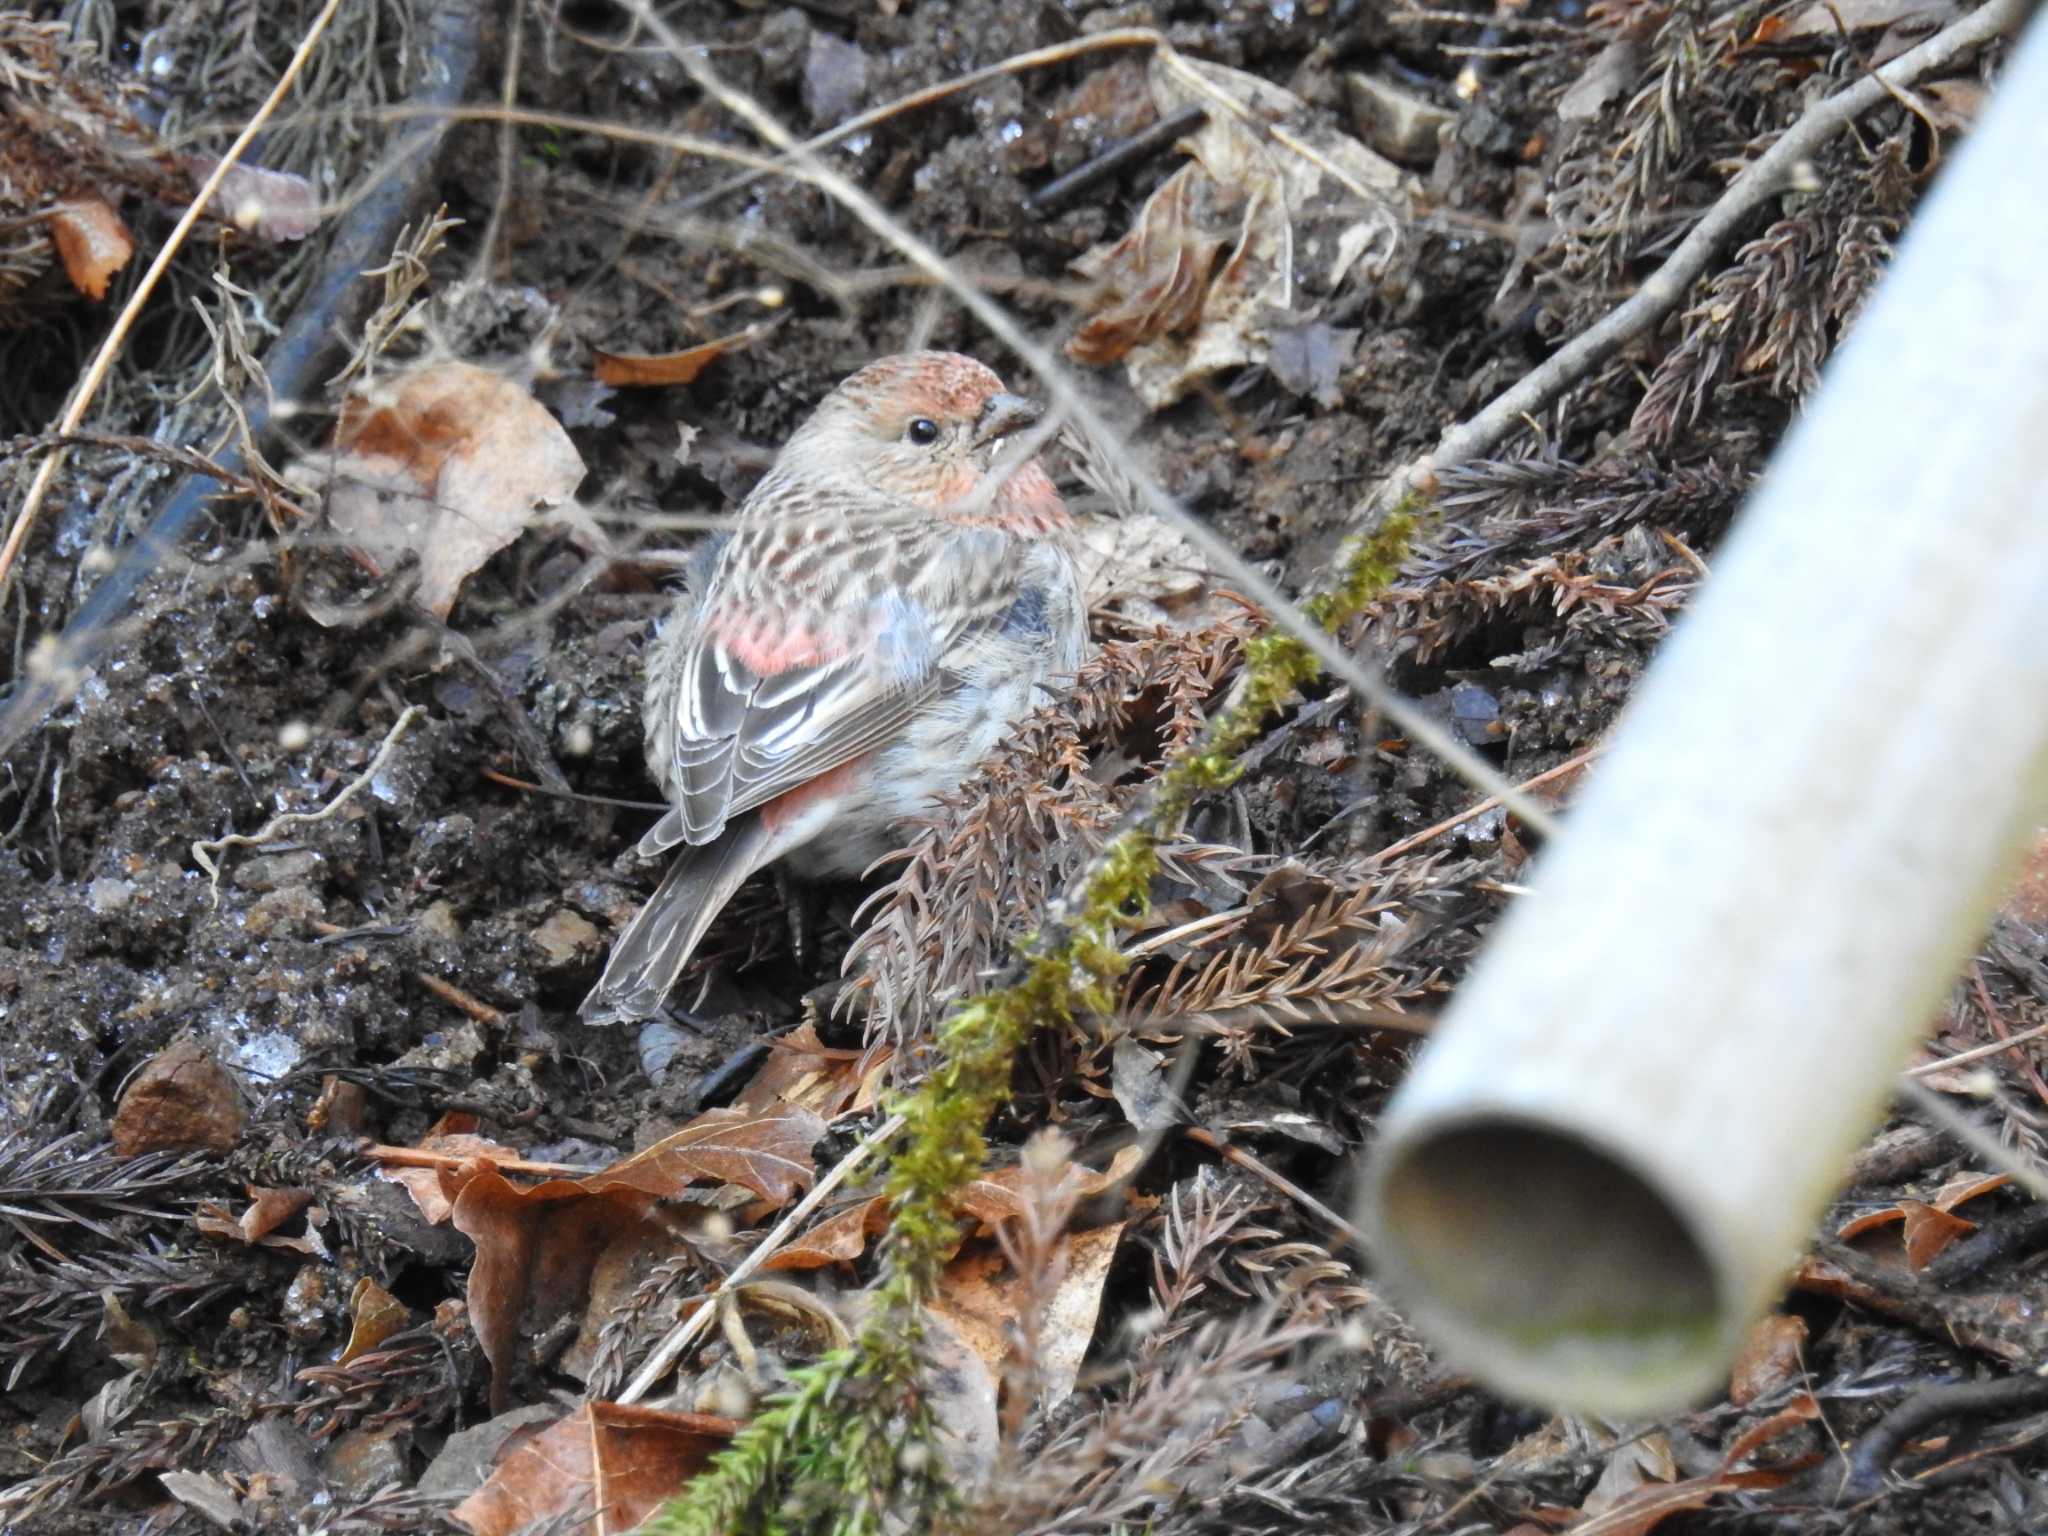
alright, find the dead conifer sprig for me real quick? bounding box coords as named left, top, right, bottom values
left=0, top=1130, right=221, bottom=1249
left=1410, top=0, right=2025, bottom=492
left=845, top=612, right=1262, bottom=1046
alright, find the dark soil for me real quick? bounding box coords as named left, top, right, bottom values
left=4, top=0, right=2046, bottom=1532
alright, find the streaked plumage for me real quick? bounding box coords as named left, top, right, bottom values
left=582, top=353, right=1086, bottom=1025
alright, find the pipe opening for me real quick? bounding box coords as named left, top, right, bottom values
left=1376, top=1120, right=1722, bottom=1407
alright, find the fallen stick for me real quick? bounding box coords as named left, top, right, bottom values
left=1361, top=8, right=2048, bottom=1415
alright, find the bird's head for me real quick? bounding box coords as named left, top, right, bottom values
left=778, top=351, right=1068, bottom=531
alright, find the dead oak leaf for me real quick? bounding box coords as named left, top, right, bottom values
left=450, top=1164, right=667, bottom=1413
left=593, top=323, right=767, bottom=387
left=734, top=1024, right=892, bottom=1120
left=1067, top=53, right=1404, bottom=408
left=452, top=1401, right=735, bottom=1536
left=955, top=1144, right=1142, bottom=1231
left=928, top=1222, right=1125, bottom=1417
left=310, top=362, right=588, bottom=617
left=591, top=1103, right=825, bottom=1206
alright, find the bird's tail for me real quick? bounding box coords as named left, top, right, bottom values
left=580, top=817, right=773, bottom=1025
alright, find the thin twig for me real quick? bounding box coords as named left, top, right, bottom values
left=1907, top=1019, right=2048, bottom=1077
left=1183, top=1126, right=1369, bottom=1249
left=1899, top=1077, right=2048, bottom=1203
left=1365, top=742, right=1606, bottom=863
left=1396, top=0, right=2027, bottom=493
left=617, top=1111, right=906, bottom=1406
left=0, top=0, right=352, bottom=599
left=191, top=705, right=423, bottom=895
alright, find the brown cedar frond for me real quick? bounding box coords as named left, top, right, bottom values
left=0, top=1246, right=249, bottom=1390
left=1543, top=0, right=1799, bottom=330
left=586, top=1249, right=713, bottom=1401
left=982, top=1310, right=1326, bottom=1536
left=0, top=1408, right=240, bottom=1521
left=1407, top=453, right=1747, bottom=583
left=1119, top=860, right=1454, bottom=1052
left=0, top=1130, right=221, bottom=1248
left=844, top=613, right=1260, bottom=1047
left=292, top=1326, right=481, bottom=1442
left=1627, top=125, right=1909, bottom=451
left=1377, top=535, right=1696, bottom=666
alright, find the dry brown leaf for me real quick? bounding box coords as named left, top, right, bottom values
left=198, top=1185, right=314, bottom=1244
left=955, top=1144, right=1143, bottom=1231
left=593, top=325, right=763, bottom=387
left=760, top=1195, right=894, bottom=1273
left=1728, top=1312, right=1808, bottom=1406
left=451, top=1402, right=735, bottom=1536
left=374, top=1107, right=819, bottom=1404
left=734, top=1025, right=891, bottom=1120
left=927, top=1223, right=1124, bottom=1416
left=377, top=1125, right=519, bottom=1224
left=591, top=1104, right=825, bottom=1206
left=1582, top=1431, right=1679, bottom=1516
left=1898, top=1198, right=1977, bottom=1269
left=1835, top=1170, right=2006, bottom=1269
left=1570, top=1395, right=1818, bottom=1536
left=1067, top=53, right=1403, bottom=408
left=313, top=362, right=588, bottom=617
left=450, top=1164, right=667, bottom=1412
left=338, top=1277, right=412, bottom=1365
left=45, top=196, right=133, bottom=300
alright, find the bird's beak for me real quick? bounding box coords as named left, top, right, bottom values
left=972, top=392, right=1044, bottom=448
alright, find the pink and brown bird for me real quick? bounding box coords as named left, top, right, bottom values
left=582, top=351, right=1086, bottom=1024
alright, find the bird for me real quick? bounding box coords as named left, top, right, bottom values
left=582, top=351, right=1086, bottom=1025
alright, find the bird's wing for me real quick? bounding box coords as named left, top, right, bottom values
left=639, top=517, right=1006, bottom=855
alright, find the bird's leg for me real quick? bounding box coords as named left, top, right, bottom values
left=774, top=866, right=821, bottom=968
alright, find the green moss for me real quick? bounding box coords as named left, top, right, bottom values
left=646, top=506, right=1422, bottom=1536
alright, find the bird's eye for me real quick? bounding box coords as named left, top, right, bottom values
left=905, top=417, right=941, bottom=446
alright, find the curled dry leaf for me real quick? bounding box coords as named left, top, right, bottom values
left=928, top=1222, right=1126, bottom=1417
left=307, top=362, right=590, bottom=617
left=338, top=1276, right=412, bottom=1365
left=1067, top=53, right=1404, bottom=408
left=451, top=1165, right=668, bottom=1413
left=45, top=196, right=133, bottom=299
left=194, top=1184, right=314, bottom=1246
left=956, top=1144, right=1142, bottom=1231
left=734, top=1022, right=892, bottom=1120
left=593, top=1104, right=826, bottom=1206
left=761, top=1144, right=1140, bottom=1275
left=451, top=1402, right=735, bottom=1536
left=1835, top=1169, right=2010, bottom=1269
left=370, top=1104, right=822, bottom=1406
left=593, top=323, right=767, bottom=388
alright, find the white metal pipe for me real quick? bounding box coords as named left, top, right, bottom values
left=1360, top=12, right=2048, bottom=1416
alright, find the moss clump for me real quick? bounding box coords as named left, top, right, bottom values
left=646, top=505, right=1421, bottom=1536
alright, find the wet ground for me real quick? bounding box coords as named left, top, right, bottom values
left=3, top=0, right=2046, bottom=1531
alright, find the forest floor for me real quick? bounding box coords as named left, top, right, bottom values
left=3, top=0, right=2046, bottom=1532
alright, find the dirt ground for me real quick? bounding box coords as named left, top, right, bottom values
left=3, top=0, right=2046, bottom=1531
